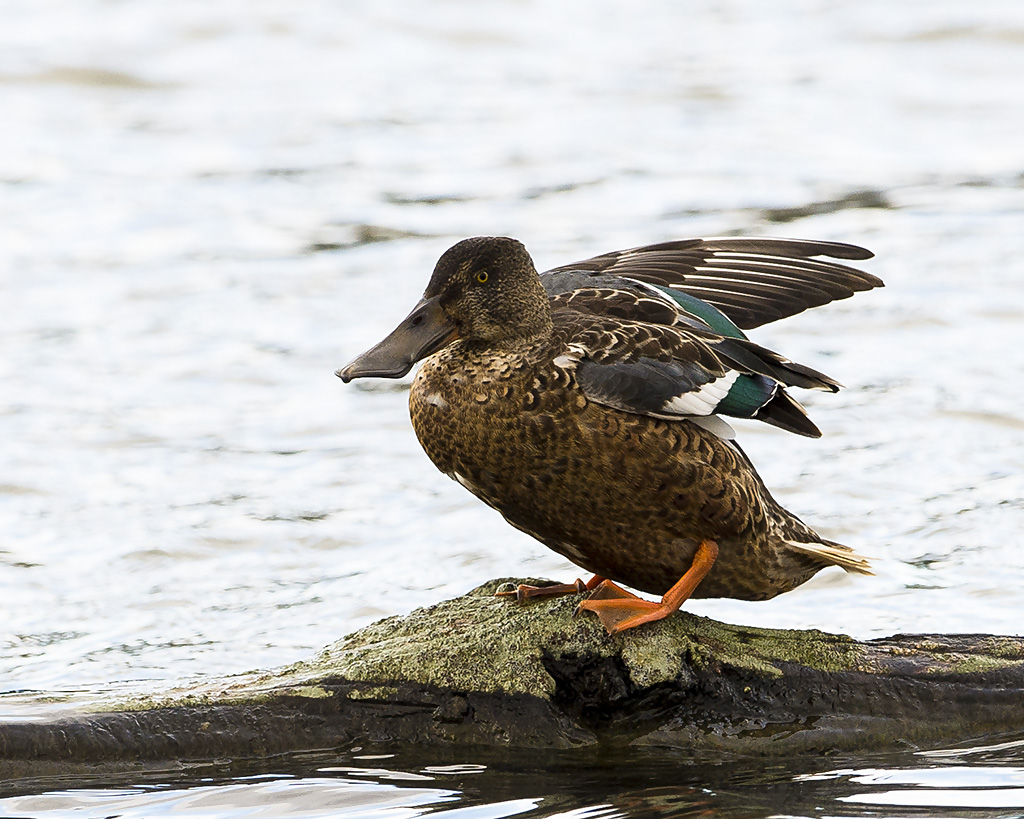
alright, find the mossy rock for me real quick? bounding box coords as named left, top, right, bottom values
left=3, top=579, right=1024, bottom=777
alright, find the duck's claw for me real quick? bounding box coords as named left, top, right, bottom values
left=495, top=575, right=604, bottom=603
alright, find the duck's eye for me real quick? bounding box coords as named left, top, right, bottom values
left=476, top=271, right=489, bottom=284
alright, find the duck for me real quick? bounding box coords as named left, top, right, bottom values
left=338, top=236, right=882, bottom=634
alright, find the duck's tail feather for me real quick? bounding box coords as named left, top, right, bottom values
left=754, top=389, right=823, bottom=438
left=785, top=539, right=874, bottom=575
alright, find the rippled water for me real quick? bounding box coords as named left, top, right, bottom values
left=3, top=0, right=1024, bottom=811
left=6, top=735, right=1024, bottom=817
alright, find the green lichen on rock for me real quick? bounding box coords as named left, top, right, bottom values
left=977, top=636, right=1024, bottom=661
left=286, top=579, right=610, bottom=698
left=234, top=579, right=867, bottom=699
left=6, top=578, right=1024, bottom=766
left=920, top=652, right=1023, bottom=675
left=111, top=579, right=906, bottom=714
left=87, top=579, right=1024, bottom=721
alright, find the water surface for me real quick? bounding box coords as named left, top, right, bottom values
left=6, top=735, right=1024, bottom=817
left=2, top=0, right=1023, bottom=811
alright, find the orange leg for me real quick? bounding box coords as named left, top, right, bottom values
left=496, top=574, right=606, bottom=602
left=576, top=540, right=719, bottom=634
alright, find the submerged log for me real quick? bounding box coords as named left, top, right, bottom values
left=3, top=579, right=1024, bottom=776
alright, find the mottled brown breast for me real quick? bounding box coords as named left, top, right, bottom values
left=407, top=332, right=826, bottom=600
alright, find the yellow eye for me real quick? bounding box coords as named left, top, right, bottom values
left=476, top=271, right=489, bottom=283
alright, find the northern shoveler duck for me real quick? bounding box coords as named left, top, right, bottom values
left=338, top=236, right=882, bottom=634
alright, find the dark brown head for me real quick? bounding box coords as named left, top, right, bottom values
left=337, top=237, right=552, bottom=381
left=424, top=236, right=552, bottom=343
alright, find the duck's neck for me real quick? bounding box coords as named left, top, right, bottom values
left=466, top=293, right=553, bottom=345
left=515, top=305, right=554, bottom=341
left=464, top=324, right=552, bottom=358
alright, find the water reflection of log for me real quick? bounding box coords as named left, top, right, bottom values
left=4, top=580, right=1024, bottom=777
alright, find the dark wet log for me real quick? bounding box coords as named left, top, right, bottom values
left=3, top=579, right=1024, bottom=776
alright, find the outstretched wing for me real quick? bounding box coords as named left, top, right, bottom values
left=542, top=236, right=881, bottom=330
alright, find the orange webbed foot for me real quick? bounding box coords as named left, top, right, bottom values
left=495, top=575, right=605, bottom=602
left=576, top=540, right=720, bottom=634
left=574, top=580, right=665, bottom=633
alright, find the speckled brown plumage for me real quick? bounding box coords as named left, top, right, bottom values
left=411, top=316, right=841, bottom=600
left=339, top=235, right=879, bottom=630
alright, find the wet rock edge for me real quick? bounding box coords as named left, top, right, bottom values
left=3, top=579, right=1024, bottom=776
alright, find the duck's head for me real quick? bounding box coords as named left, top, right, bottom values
left=338, top=236, right=552, bottom=381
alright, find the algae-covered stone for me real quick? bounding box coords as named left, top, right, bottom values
left=5, top=578, right=1024, bottom=773
left=269, top=580, right=862, bottom=698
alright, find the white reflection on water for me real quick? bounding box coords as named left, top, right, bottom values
left=0, top=778, right=462, bottom=819
left=1, top=0, right=1023, bottom=710
left=827, top=767, right=1024, bottom=810
left=6, top=744, right=1024, bottom=818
